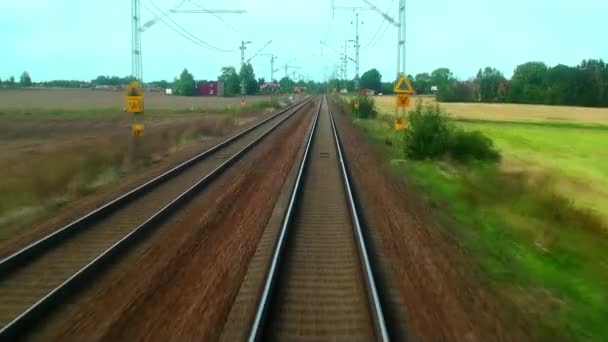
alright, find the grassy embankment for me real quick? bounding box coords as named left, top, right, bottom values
left=0, top=96, right=286, bottom=240
left=350, top=96, right=608, bottom=340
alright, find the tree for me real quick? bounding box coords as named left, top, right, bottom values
left=381, top=82, right=394, bottom=95
left=431, top=68, right=453, bottom=89
left=20, top=71, right=32, bottom=86
left=91, top=75, right=135, bottom=87
left=279, top=76, right=293, bottom=92
left=148, top=80, right=171, bottom=89
left=219, top=66, right=240, bottom=96
left=173, top=68, right=196, bottom=96
left=414, top=73, right=432, bottom=94
left=360, top=68, right=382, bottom=92
left=476, top=67, right=506, bottom=102
left=436, top=80, right=476, bottom=102
left=218, top=66, right=240, bottom=96
left=508, top=62, right=548, bottom=103
left=545, top=64, right=578, bottom=105
left=239, top=63, right=258, bottom=95
left=8, top=76, right=15, bottom=86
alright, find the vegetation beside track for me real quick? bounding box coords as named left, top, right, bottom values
left=334, top=95, right=608, bottom=341
left=0, top=98, right=291, bottom=240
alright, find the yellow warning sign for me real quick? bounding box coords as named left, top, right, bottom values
left=132, top=124, right=144, bottom=137
left=396, top=94, right=411, bottom=108
left=395, top=117, right=406, bottom=130
left=126, top=97, right=143, bottom=113
left=394, top=75, right=415, bottom=94
left=124, top=81, right=144, bottom=114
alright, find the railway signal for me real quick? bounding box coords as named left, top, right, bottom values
left=124, top=81, right=145, bottom=163
left=363, top=0, right=414, bottom=129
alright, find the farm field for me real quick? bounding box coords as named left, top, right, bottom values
left=345, top=95, right=608, bottom=340
left=0, top=88, right=287, bottom=243
left=375, top=95, right=608, bottom=219
left=375, top=95, right=608, bottom=125
left=460, top=121, right=608, bottom=221
left=0, top=88, right=272, bottom=112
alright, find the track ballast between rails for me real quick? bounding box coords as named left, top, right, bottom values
left=248, top=96, right=389, bottom=341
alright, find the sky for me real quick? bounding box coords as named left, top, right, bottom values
left=0, top=0, right=606, bottom=83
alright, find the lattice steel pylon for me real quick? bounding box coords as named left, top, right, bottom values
left=131, top=0, right=143, bottom=82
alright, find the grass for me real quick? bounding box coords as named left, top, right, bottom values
left=0, top=115, right=240, bottom=238
left=0, top=89, right=292, bottom=240
left=457, top=121, right=608, bottom=222
left=349, top=108, right=608, bottom=340
left=0, top=88, right=273, bottom=111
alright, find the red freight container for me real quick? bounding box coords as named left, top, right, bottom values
left=197, top=81, right=224, bottom=96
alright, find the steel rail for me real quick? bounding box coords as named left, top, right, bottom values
left=247, top=96, right=389, bottom=341
left=0, top=96, right=314, bottom=340
left=328, top=97, right=390, bottom=341
left=248, top=98, right=322, bottom=342
left=0, top=97, right=310, bottom=276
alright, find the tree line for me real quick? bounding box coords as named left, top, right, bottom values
left=426, top=59, right=608, bottom=107
left=0, top=71, right=32, bottom=87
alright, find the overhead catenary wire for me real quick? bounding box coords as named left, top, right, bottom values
left=363, top=0, right=396, bottom=49
left=187, top=0, right=241, bottom=34
left=143, top=0, right=237, bottom=52
left=366, top=19, right=391, bottom=49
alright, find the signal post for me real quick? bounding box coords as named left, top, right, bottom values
left=124, top=81, right=144, bottom=165
left=394, top=74, right=414, bottom=130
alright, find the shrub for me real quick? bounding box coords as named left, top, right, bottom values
left=404, top=101, right=452, bottom=159
left=436, top=81, right=477, bottom=102
left=404, top=101, right=501, bottom=162
left=351, top=95, right=377, bottom=118
left=449, top=129, right=501, bottom=162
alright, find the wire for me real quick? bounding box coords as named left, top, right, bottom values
left=363, top=0, right=395, bottom=49
left=188, top=0, right=240, bottom=34
left=144, top=0, right=237, bottom=52
left=366, top=21, right=391, bottom=49
left=323, top=0, right=335, bottom=42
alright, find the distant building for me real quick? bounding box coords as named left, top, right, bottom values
left=359, top=88, right=376, bottom=96
left=431, top=86, right=438, bottom=93
left=197, top=81, right=224, bottom=96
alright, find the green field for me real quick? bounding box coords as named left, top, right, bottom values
left=458, top=120, right=608, bottom=221
left=348, top=99, right=608, bottom=340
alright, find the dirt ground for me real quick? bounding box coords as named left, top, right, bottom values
left=24, top=100, right=316, bottom=341
left=0, top=88, right=271, bottom=111
left=0, top=107, right=276, bottom=257
left=330, top=101, right=531, bottom=341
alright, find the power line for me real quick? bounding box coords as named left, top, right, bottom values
left=363, top=0, right=396, bottom=49
left=186, top=1, right=241, bottom=34
left=144, top=0, right=236, bottom=52
left=366, top=19, right=391, bottom=49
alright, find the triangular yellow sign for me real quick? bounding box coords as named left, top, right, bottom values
left=394, top=75, right=415, bottom=94
left=125, top=81, right=144, bottom=97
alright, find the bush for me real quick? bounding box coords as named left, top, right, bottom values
left=351, top=95, right=377, bottom=118
left=436, top=81, right=477, bottom=102
left=404, top=102, right=452, bottom=159
left=404, top=101, right=501, bottom=162
left=449, top=129, right=501, bottom=162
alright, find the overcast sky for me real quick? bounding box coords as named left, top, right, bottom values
left=1, top=0, right=606, bottom=82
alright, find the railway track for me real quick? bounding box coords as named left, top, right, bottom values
left=248, top=96, right=389, bottom=341
left=0, top=96, right=314, bottom=339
